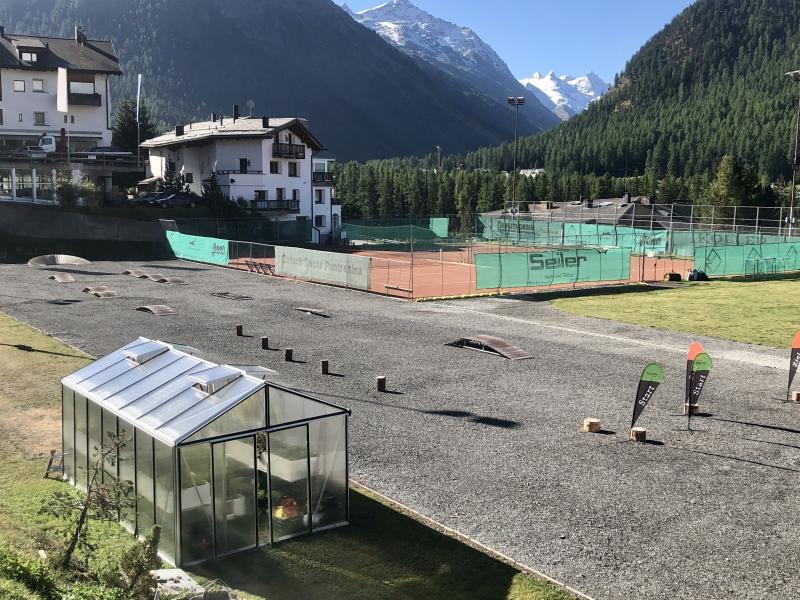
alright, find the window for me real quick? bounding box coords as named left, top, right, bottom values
left=18, top=114, right=23, bottom=123
left=292, top=189, right=300, bottom=201
left=269, top=161, right=280, bottom=174
left=68, top=72, right=94, bottom=94
left=64, top=115, right=68, bottom=124
left=0, top=110, right=3, bottom=125
left=288, top=162, right=298, bottom=177
left=255, top=190, right=266, bottom=200
left=21, top=51, right=37, bottom=62
left=33, top=112, right=46, bottom=126
left=315, top=189, right=324, bottom=204
left=32, top=79, right=44, bottom=92
left=70, top=115, right=75, bottom=124
left=313, top=161, right=327, bottom=173
left=276, top=188, right=284, bottom=201
left=315, top=215, right=326, bottom=228
left=13, top=80, right=24, bottom=92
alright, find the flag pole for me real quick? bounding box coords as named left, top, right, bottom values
left=136, top=74, right=142, bottom=168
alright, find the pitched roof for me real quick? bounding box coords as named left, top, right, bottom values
left=62, top=337, right=272, bottom=446
left=140, top=116, right=324, bottom=151
left=0, top=32, right=121, bottom=74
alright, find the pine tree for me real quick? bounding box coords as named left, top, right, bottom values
left=112, top=98, right=156, bottom=153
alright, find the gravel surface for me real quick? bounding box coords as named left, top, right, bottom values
left=2, top=260, right=799, bottom=600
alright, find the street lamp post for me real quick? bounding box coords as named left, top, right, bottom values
left=507, top=96, right=526, bottom=216
left=784, top=70, right=800, bottom=237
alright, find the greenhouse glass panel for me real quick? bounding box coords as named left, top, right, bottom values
left=179, top=444, right=213, bottom=564
left=256, top=432, right=270, bottom=546
left=118, top=419, right=136, bottom=531
left=74, top=393, right=87, bottom=489
left=62, top=386, right=74, bottom=484
left=136, top=429, right=155, bottom=534
left=269, top=387, right=339, bottom=427
left=269, top=426, right=310, bottom=542
left=213, top=437, right=256, bottom=556
left=154, top=440, right=176, bottom=563
left=309, top=416, right=348, bottom=529
left=184, top=389, right=266, bottom=444
left=87, top=400, right=102, bottom=470
left=101, top=408, right=117, bottom=482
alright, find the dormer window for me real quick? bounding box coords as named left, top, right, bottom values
left=21, top=51, right=37, bottom=62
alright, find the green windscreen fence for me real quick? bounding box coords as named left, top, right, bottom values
left=477, top=217, right=668, bottom=253
left=166, top=231, right=229, bottom=265
left=694, top=242, right=800, bottom=276
left=475, top=248, right=631, bottom=289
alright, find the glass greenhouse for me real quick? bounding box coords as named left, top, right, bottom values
left=60, top=337, right=350, bottom=566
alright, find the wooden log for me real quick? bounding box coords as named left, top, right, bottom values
left=629, top=427, right=647, bottom=442
left=583, top=418, right=602, bottom=433
left=284, top=348, right=293, bottom=362
left=377, top=375, right=386, bottom=392
left=321, top=360, right=329, bottom=375
left=261, top=336, right=269, bottom=350
left=235, top=324, right=243, bottom=337
left=683, top=403, right=700, bottom=415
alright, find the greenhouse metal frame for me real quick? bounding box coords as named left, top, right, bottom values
left=60, top=337, right=350, bottom=566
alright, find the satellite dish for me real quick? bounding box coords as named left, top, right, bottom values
left=246, top=99, right=255, bottom=116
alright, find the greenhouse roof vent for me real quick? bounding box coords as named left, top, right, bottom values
left=189, top=365, right=243, bottom=394
left=123, top=341, right=169, bottom=365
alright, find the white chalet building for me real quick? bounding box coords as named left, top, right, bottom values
left=141, top=115, right=340, bottom=241
left=0, top=26, right=119, bottom=152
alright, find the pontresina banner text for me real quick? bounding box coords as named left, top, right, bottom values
left=631, top=363, right=664, bottom=429
left=166, top=231, right=229, bottom=266
left=274, top=246, right=371, bottom=290
left=475, top=248, right=631, bottom=289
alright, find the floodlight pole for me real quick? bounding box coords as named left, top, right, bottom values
left=507, top=96, right=526, bottom=218
left=784, top=70, right=800, bottom=237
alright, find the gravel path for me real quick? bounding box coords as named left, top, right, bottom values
left=2, top=260, right=799, bottom=600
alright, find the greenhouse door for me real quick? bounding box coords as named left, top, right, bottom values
left=212, top=437, right=257, bottom=557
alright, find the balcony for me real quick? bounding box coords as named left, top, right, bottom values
left=273, top=143, right=305, bottom=159
left=68, top=92, right=102, bottom=107
left=254, top=199, right=300, bottom=212
left=312, top=171, right=335, bottom=184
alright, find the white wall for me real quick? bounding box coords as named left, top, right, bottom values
left=0, top=68, right=112, bottom=147
left=145, top=128, right=340, bottom=242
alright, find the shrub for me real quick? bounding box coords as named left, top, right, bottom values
left=61, top=582, right=131, bottom=600
left=0, top=548, right=59, bottom=600
left=0, top=577, right=44, bottom=600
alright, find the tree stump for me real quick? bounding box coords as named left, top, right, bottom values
left=321, top=360, right=329, bottom=375
left=629, top=427, right=647, bottom=442
left=261, top=336, right=269, bottom=350
left=683, top=403, right=701, bottom=415
left=284, top=348, right=293, bottom=362
left=235, top=324, right=243, bottom=337
left=377, top=376, right=386, bottom=392
left=583, top=418, right=602, bottom=433
left=792, top=391, right=800, bottom=402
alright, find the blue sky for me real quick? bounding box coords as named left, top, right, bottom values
left=343, top=0, right=696, bottom=82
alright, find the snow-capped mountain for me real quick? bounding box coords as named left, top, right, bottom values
left=519, top=71, right=610, bottom=121
left=345, top=0, right=560, bottom=134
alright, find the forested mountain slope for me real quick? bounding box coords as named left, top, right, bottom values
left=0, top=0, right=543, bottom=160
left=462, top=0, right=800, bottom=185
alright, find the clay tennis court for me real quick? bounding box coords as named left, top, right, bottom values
left=229, top=243, right=694, bottom=299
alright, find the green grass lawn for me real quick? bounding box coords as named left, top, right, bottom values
left=552, top=278, right=800, bottom=348
left=0, top=312, right=572, bottom=600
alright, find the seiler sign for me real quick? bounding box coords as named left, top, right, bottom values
left=529, top=252, right=587, bottom=270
